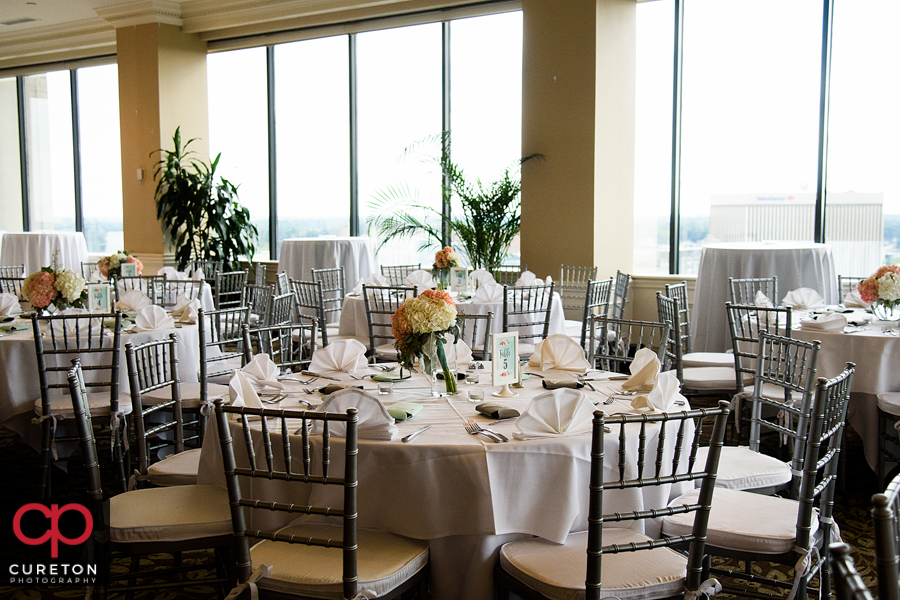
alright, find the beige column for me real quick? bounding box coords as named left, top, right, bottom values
left=520, top=0, right=636, bottom=281
left=116, top=23, right=208, bottom=272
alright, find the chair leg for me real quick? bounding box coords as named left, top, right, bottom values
left=38, top=419, right=53, bottom=500
left=878, top=410, right=887, bottom=491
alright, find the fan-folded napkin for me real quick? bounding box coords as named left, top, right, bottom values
left=800, top=312, right=847, bottom=332
left=170, top=294, right=200, bottom=323
left=134, top=305, right=175, bottom=331
left=241, top=354, right=284, bottom=390
left=228, top=370, right=264, bottom=408
left=782, top=288, right=826, bottom=310
left=157, top=266, right=188, bottom=280
left=115, top=290, right=152, bottom=312
left=622, top=347, right=661, bottom=392
left=352, top=273, right=388, bottom=295
left=0, top=293, right=21, bottom=317
left=631, top=370, right=686, bottom=412
left=456, top=340, right=474, bottom=365
left=308, top=339, right=369, bottom=375
left=754, top=290, right=775, bottom=308
left=313, top=388, right=398, bottom=441
left=472, top=282, right=504, bottom=303
left=191, top=269, right=205, bottom=281
left=58, top=308, right=100, bottom=336
left=528, top=334, right=590, bottom=372
left=843, top=289, right=868, bottom=308
left=468, top=269, right=496, bottom=289
left=404, top=269, right=436, bottom=289
left=514, top=270, right=544, bottom=287
left=513, top=388, right=595, bottom=440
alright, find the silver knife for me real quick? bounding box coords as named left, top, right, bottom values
left=300, top=370, right=340, bottom=381
left=401, top=424, right=433, bottom=443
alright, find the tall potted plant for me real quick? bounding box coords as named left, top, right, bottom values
left=366, top=133, right=537, bottom=269
left=152, top=127, right=258, bottom=270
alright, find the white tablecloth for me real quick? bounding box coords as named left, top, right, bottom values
left=338, top=292, right=567, bottom=341
left=692, top=242, right=837, bottom=352
left=197, top=366, right=693, bottom=600
left=793, top=309, right=900, bottom=471
left=0, top=231, right=89, bottom=275
left=277, top=237, right=377, bottom=287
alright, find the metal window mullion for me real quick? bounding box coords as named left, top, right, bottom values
left=71, top=69, right=83, bottom=233
left=814, top=0, right=834, bottom=244
left=441, top=20, right=451, bottom=247
left=267, top=46, right=278, bottom=258
left=16, top=75, right=29, bottom=231
left=669, top=0, right=684, bottom=275
left=349, top=34, right=359, bottom=237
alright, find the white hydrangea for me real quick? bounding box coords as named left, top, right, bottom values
left=878, top=272, right=900, bottom=302
left=55, top=269, right=86, bottom=302
left=447, top=251, right=462, bottom=267
left=403, top=295, right=458, bottom=333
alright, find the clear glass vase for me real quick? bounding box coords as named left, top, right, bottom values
left=872, top=299, right=900, bottom=321
left=428, top=336, right=458, bottom=397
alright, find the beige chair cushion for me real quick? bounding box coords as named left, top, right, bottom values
left=109, top=484, right=232, bottom=544
left=499, top=528, right=689, bottom=600
left=694, top=445, right=791, bottom=490
left=142, top=382, right=229, bottom=407
left=878, top=393, right=900, bottom=417
left=683, top=352, right=734, bottom=368
left=34, top=392, right=133, bottom=418
left=682, top=367, right=748, bottom=391
left=147, top=448, right=201, bottom=487
left=662, top=488, right=815, bottom=554
left=250, top=522, right=428, bottom=599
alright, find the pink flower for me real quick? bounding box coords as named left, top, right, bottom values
left=419, top=288, right=455, bottom=306
left=23, top=271, right=58, bottom=309
left=97, top=257, right=111, bottom=277
left=127, top=256, right=144, bottom=275
left=434, top=246, right=454, bottom=269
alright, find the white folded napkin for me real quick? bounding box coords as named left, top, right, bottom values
left=472, top=282, right=504, bottom=303
left=157, top=266, right=188, bottom=280
left=528, top=334, right=590, bottom=372
left=513, top=388, right=595, bottom=440
left=191, top=269, right=205, bottom=281
left=308, top=339, right=369, bottom=375
left=170, top=293, right=200, bottom=323
left=843, top=289, right=869, bottom=308
left=241, top=354, right=284, bottom=390
left=313, top=388, right=399, bottom=441
left=514, top=270, right=543, bottom=287
left=622, top=347, right=661, bottom=392
left=57, top=308, right=100, bottom=337
left=782, top=288, right=826, bottom=310
left=115, top=289, right=152, bottom=312
left=631, top=370, right=686, bottom=412
left=88, top=270, right=104, bottom=283
left=0, top=293, right=22, bottom=317
left=229, top=370, right=264, bottom=409
left=456, top=340, right=474, bottom=365
left=404, top=269, right=436, bottom=289
left=754, top=290, right=775, bottom=308
left=468, top=269, right=496, bottom=290
left=800, top=312, right=847, bottom=332
left=133, top=305, right=176, bottom=331
left=352, top=273, right=389, bottom=295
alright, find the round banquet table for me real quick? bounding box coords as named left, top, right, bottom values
left=277, top=237, right=377, bottom=288
left=197, top=365, right=694, bottom=600
left=0, top=231, right=89, bottom=274
left=337, top=291, right=567, bottom=341
left=692, top=242, right=838, bottom=352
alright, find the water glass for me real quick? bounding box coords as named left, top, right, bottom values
left=378, top=381, right=393, bottom=395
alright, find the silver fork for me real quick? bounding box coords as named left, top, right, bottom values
left=464, top=421, right=503, bottom=443
left=465, top=420, right=508, bottom=442
left=260, top=394, right=285, bottom=404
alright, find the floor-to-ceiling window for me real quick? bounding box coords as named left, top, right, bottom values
left=0, top=77, right=23, bottom=232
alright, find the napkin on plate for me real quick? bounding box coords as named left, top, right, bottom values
left=476, top=403, right=520, bottom=420
left=133, top=305, right=176, bottom=331
left=782, top=288, right=826, bottom=310
left=621, top=347, right=661, bottom=392
left=229, top=370, right=264, bottom=409
left=313, top=388, right=398, bottom=441
left=157, top=266, right=188, bottom=280
left=754, top=290, right=775, bottom=308
left=631, top=370, right=686, bottom=412
left=514, top=270, right=543, bottom=287
left=386, top=401, right=422, bottom=422
left=0, top=293, right=22, bottom=317
left=512, top=388, right=595, bottom=440
left=528, top=334, right=591, bottom=372
left=170, top=294, right=200, bottom=323
left=468, top=269, right=496, bottom=290
left=308, top=339, right=369, bottom=375
left=843, top=289, right=869, bottom=308
left=800, top=312, right=848, bottom=332
left=472, top=282, right=504, bottom=304
left=241, top=354, right=284, bottom=390
left=352, top=273, right=389, bottom=295
left=404, top=269, right=436, bottom=289
left=115, top=289, right=152, bottom=312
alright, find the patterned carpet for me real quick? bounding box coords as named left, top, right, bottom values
left=0, top=425, right=881, bottom=600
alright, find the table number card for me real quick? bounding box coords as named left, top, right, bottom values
left=87, top=284, right=111, bottom=313
left=491, top=332, right=519, bottom=386
left=450, top=267, right=468, bottom=293
left=120, top=262, right=138, bottom=277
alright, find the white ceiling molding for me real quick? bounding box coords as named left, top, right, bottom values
left=94, top=0, right=185, bottom=28
left=0, top=18, right=115, bottom=65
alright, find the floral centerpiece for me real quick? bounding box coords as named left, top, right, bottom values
left=858, top=265, right=900, bottom=321
left=97, top=251, right=144, bottom=278
left=391, top=289, right=462, bottom=395
left=23, top=264, right=87, bottom=312
left=433, top=246, right=462, bottom=289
